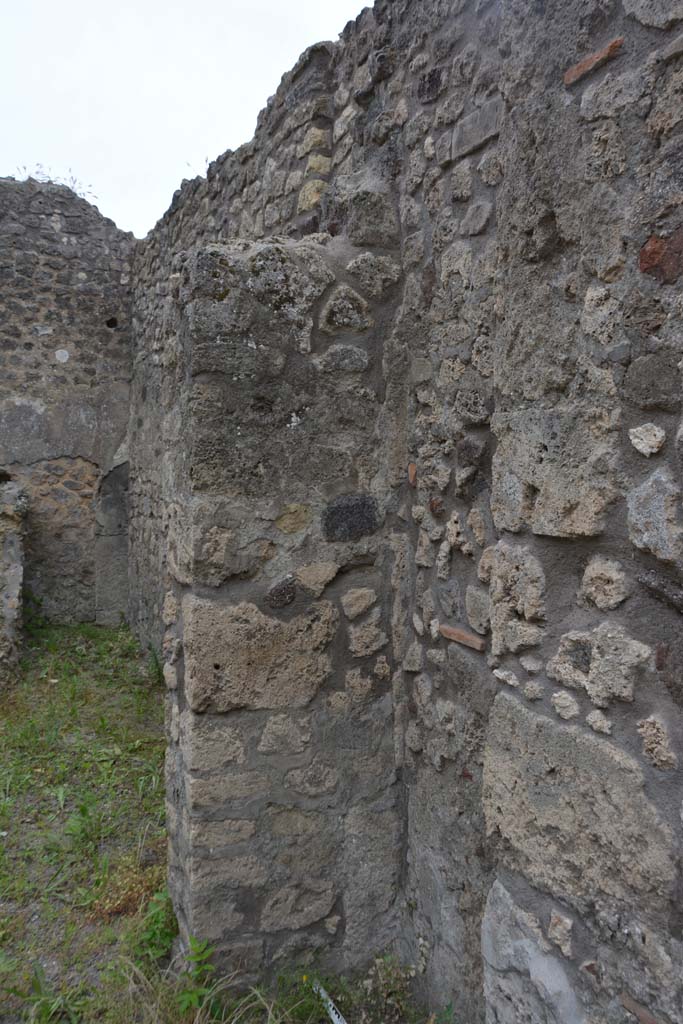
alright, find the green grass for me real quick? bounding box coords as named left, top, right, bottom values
left=0, top=625, right=447, bottom=1023
left=0, top=623, right=167, bottom=1021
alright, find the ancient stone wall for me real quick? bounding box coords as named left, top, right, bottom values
left=0, top=178, right=134, bottom=624
left=3, top=0, right=683, bottom=1020
left=135, top=2, right=683, bottom=1019
left=0, top=482, right=27, bottom=687
left=159, top=235, right=404, bottom=977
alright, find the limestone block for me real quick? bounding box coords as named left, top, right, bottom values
left=586, top=710, right=612, bottom=735
left=189, top=819, right=257, bottom=853
left=482, top=881, right=586, bottom=1024
left=637, top=717, right=678, bottom=770
left=580, top=70, right=645, bottom=121
left=403, top=640, right=423, bottom=672
left=319, top=285, right=373, bottom=333
left=466, top=585, right=491, bottom=635
left=492, top=406, right=618, bottom=537
left=451, top=159, right=473, bottom=200
left=179, top=711, right=246, bottom=771
left=452, top=96, right=504, bottom=159
left=483, top=694, right=675, bottom=911
left=341, top=587, right=377, bottom=620
left=348, top=608, right=388, bottom=657
left=295, top=562, right=339, bottom=596
left=306, top=153, right=331, bottom=176
left=547, top=911, right=573, bottom=959
left=551, top=692, right=579, bottom=720
left=547, top=622, right=652, bottom=708
left=189, top=854, right=268, bottom=894
left=488, top=542, right=545, bottom=658
left=182, top=597, right=337, bottom=712
left=261, top=881, right=336, bottom=932
left=460, top=200, right=492, bottom=236
left=285, top=759, right=338, bottom=796
left=313, top=344, right=369, bottom=373
left=578, top=556, right=630, bottom=610
left=629, top=423, right=666, bottom=457
left=296, top=126, right=331, bottom=158
left=346, top=253, right=401, bottom=297
left=257, top=715, right=311, bottom=754
left=275, top=504, right=311, bottom=534
left=297, top=179, right=327, bottom=214
left=493, top=668, right=520, bottom=688
left=580, top=285, right=620, bottom=344
left=342, top=805, right=401, bottom=961
left=623, top=0, right=683, bottom=27
left=187, top=772, right=270, bottom=813
left=627, top=468, right=683, bottom=564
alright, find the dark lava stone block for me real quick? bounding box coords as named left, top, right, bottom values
left=322, top=494, right=380, bottom=543
left=266, top=575, right=297, bottom=609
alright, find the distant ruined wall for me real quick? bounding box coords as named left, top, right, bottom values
left=0, top=482, right=27, bottom=686
left=0, top=179, right=133, bottom=623
left=3, top=0, right=683, bottom=1021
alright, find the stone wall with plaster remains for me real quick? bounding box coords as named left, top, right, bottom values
left=3, top=0, right=683, bottom=1021
left=0, top=178, right=133, bottom=624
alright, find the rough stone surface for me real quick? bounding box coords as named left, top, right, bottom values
left=488, top=542, right=545, bottom=659
left=627, top=468, right=683, bottom=564
left=182, top=597, right=338, bottom=712
left=322, top=495, right=381, bottom=542
left=0, top=179, right=133, bottom=624
left=637, top=716, right=678, bottom=770
left=341, top=587, right=377, bottom=620
left=551, top=691, right=580, bottom=720
left=6, top=0, right=683, bottom=1015
left=547, top=622, right=652, bottom=708
left=578, top=556, right=631, bottom=610
left=482, top=881, right=586, bottom=1024
left=483, top=694, right=676, bottom=912
left=624, top=0, right=683, bottom=29
left=629, top=423, right=666, bottom=457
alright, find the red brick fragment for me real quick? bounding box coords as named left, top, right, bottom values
left=438, top=623, right=486, bottom=652
left=407, top=462, right=417, bottom=487
left=429, top=496, right=444, bottom=517
left=620, top=992, right=660, bottom=1024
left=639, top=227, right=683, bottom=284
left=563, top=36, right=624, bottom=86
left=655, top=643, right=669, bottom=671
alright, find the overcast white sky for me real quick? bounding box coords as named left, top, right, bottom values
left=1, top=0, right=365, bottom=238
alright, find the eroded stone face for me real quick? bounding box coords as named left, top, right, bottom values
left=483, top=694, right=675, bottom=912
left=578, top=556, right=631, bottom=610
left=627, top=467, right=683, bottom=565
left=182, top=597, right=338, bottom=712
left=491, top=406, right=619, bottom=537
left=546, top=622, right=652, bottom=708
left=488, top=542, right=545, bottom=658
left=482, top=881, right=586, bottom=1024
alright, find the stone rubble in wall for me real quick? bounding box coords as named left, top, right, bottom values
left=4, top=0, right=683, bottom=1020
